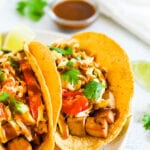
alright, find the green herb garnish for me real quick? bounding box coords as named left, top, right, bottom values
left=0, top=92, right=28, bottom=114
left=0, top=92, right=10, bottom=103
left=0, top=68, right=5, bottom=82
left=16, top=1, right=27, bottom=16
left=66, top=61, right=74, bottom=67
left=8, top=56, right=19, bottom=69
left=49, top=46, right=73, bottom=55
left=10, top=98, right=28, bottom=114
left=61, top=69, right=80, bottom=85
left=83, top=80, right=106, bottom=101
left=16, top=0, right=48, bottom=21
left=142, top=114, right=150, bottom=130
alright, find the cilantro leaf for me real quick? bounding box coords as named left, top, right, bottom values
left=0, top=92, right=28, bottom=114
left=66, top=61, right=74, bottom=67
left=10, top=98, right=28, bottom=114
left=61, top=69, right=80, bottom=85
left=16, top=1, right=27, bottom=16
left=26, top=0, right=47, bottom=21
left=0, top=92, right=10, bottom=103
left=8, top=56, right=19, bottom=69
left=49, top=46, right=73, bottom=55
left=142, top=114, right=150, bottom=130
left=83, top=80, right=105, bottom=101
left=16, top=0, right=48, bottom=21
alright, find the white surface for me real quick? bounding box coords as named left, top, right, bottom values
left=0, top=0, right=150, bottom=150
left=98, top=0, right=150, bottom=45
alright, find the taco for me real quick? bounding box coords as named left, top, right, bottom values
left=0, top=41, right=60, bottom=150
left=46, top=32, right=133, bottom=150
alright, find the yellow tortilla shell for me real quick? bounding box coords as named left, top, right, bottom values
left=27, top=42, right=62, bottom=131
left=55, top=32, right=134, bottom=150
left=24, top=42, right=61, bottom=150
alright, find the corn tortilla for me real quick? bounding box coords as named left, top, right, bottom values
left=54, top=32, right=134, bottom=150
left=27, top=41, right=62, bottom=131
left=24, top=45, right=54, bottom=150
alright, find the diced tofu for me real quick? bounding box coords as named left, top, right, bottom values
left=67, top=117, right=86, bottom=137
left=102, top=91, right=115, bottom=109
left=85, top=117, right=108, bottom=138
left=95, top=109, right=115, bottom=124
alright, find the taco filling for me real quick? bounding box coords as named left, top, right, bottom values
left=49, top=39, right=116, bottom=139
left=0, top=51, right=48, bottom=149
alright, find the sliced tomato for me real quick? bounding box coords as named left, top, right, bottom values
left=62, top=95, right=89, bottom=115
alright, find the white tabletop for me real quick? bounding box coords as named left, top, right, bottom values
left=0, top=0, right=150, bottom=150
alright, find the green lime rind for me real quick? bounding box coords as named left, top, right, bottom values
left=132, top=61, right=150, bottom=92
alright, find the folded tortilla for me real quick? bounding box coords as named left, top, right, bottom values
left=27, top=42, right=62, bottom=130
left=53, top=32, right=134, bottom=150
left=25, top=42, right=61, bottom=150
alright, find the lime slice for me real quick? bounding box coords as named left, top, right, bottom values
left=3, top=26, right=35, bottom=52
left=132, top=61, right=150, bottom=92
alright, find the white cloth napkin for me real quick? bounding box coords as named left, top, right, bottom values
left=97, top=0, right=150, bottom=45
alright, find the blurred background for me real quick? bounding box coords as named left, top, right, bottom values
left=0, top=0, right=150, bottom=150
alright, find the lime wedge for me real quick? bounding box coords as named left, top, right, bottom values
left=132, top=61, right=150, bottom=92
left=3, top=26, right=35, bottom=52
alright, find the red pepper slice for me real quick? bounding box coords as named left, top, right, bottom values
left=62, top=90, right=89, bottom=115
left=20, top=60, right=42, bottom=120
left=62, top=89, right=82, bottom=98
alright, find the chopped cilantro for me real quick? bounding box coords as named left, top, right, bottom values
left=10, top=98, right=28, bottom=114
left=83, top=80, right=106, bottom=101
left=8, top=56, right=19, bottom=69
left=16, top=1, right=27, bottom=16
left=49, top=46, right=73, bottom=55
left=66, top=61, right=74, bottom=67
left=16, top=0, right=48, bottom=21
left=61, top=69, right=80, bottom=85
left=0, top=68, right=5, bottom=82
left=0, top=92, right=10, bottom=103
left=0, top=92, right=28, bottom=114
left=142, top=114, right=150, bottom=130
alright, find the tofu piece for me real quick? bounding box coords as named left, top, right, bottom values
left=102, top=91, right=115, bottom=109
left=67, top=117, right=86, bottom=137
left=95, top=109, right=115, bottom=124
left=85, top=117, right=108, bottom=138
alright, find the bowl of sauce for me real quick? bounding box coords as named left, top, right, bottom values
left=49, top=0, right=98, bottom=29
